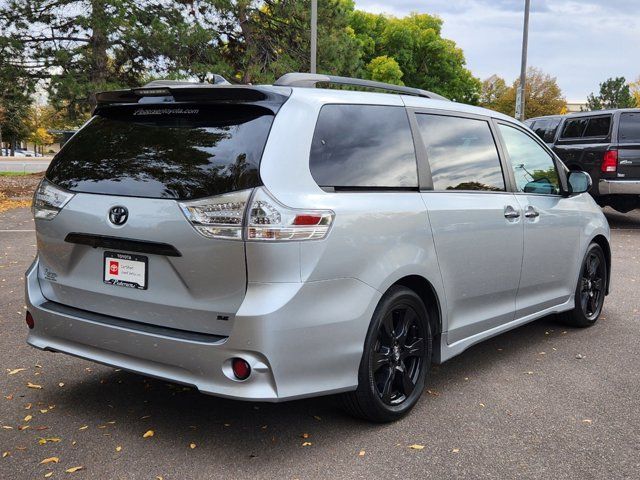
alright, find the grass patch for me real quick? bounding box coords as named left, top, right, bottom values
left=0, top=171, right=36, bottom=176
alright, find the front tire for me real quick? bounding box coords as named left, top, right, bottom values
left=563, top=243, right=607, bottom=327
left=341, top=286, right=432, bottom=422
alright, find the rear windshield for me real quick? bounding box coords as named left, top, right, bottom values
left=619, top=112, right=640, bottom=143
left=47, top=104, right=274, bottom=200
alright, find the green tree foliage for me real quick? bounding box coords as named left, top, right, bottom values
left=367, top=56, right=403, bottom=85
left=350, top=11, right=481, bottom=103
left=0, top=0, right=210, bottom=124
left=586, top=77, right=636, bottom=110
left=479, top=75, right=508, bottom=111
left=483, top=67, right=566, bottom=119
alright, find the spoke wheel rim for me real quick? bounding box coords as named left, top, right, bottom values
left=371, top=303, right=425, bottom=406
left=580, top=251, right=605, bottom=320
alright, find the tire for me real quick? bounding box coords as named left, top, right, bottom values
left=341, top=286, right=432, bottom=422
left=562, top=243, right=607, bottom=327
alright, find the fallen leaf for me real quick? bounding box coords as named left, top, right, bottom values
left=65, top=466, right=84, bottom=473
left=38, top=438, right=61, bottom=445
left=140, top=415, right=151, bottom=420
left=44, top=473, right=53, bottom=478
left=18, top=425, right=30, bottom=431
left=301, top=433, right=310, bottom=439
left=409, top=444, right=425, bottom=450
left=313, top=415, right=322, bottom=421
left=358, top=450, right=365, bottom=457
left=8, top=368, right=26, bottom=375
left=40, top=457, right=59, bottom=464
left=25, top=403, right=32, bottom=410
left=116, top=446, right=122, bottom=452
left=2, top=452, right=9, bottom=458
left=143, top=430, right=154, bottom=438
left=452, top=448, right=460, bottom=453
left=301, top=442, right=312, bottom=447
left=78, top=426, right=88, bottom=431
left=58, top=383, right=65, bottom=388
left=582, top=419, right=593, bottom=424
left=5, top=395, right=13, bottom=400
left=189, top=443, right=196, bottom=449
left=24, top=415, right=33, bottom=422
left=27, top=382, right=43, bottom=389
left=479, top=403, right=486, bottom=408
left=2, top=425, right=14, bottom=430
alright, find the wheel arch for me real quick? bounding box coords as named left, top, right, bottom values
left=390, top=275, right=442, bottom=338
left=590, top=234, right=612, bottom=294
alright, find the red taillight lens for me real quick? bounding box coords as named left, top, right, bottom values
left=601, top=150, right=618, bottom=173
left=26, top=311, right=34, bottom=329
left=231, top=358, right=251, bottom=380
left=292, top=214, right=322, bottom=226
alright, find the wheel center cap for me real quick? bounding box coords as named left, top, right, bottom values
left=392, top=345, right=401, bottom=362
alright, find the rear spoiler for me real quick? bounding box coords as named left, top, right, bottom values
left=95, top=85, right=292, bottom=114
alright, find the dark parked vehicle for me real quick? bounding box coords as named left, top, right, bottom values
left=527, top=109, right=640, bottom=213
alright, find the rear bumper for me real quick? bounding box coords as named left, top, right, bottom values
left=25, top=258, right=380, bottom=402
left=598, top=179, right=640, bottom=195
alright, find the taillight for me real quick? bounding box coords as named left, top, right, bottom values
left=179, top=187, right=334, bottom=241
left=32, top=179, right=75, bottom=220
left=246, top=188, right=334, bottom=241
left=601, top=150, right=618, bottom=173
left=179, top=189, right=252, bottom=240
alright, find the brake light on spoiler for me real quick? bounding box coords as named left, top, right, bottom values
left=179, top=188, right=334, bottom=241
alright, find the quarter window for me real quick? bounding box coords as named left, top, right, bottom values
left=415, top=114, right=505, bottom=191
left=560, top=118, right=588, bottom=139
left=498, top=124, right=560, bottom=195
left=619, top=112, right=640, bottom=143
left=583, top=116, right=612, bottom=137
left=309, top=105, right=418, bottom=188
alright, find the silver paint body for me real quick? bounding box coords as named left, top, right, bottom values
left=26, top=88, right=611, bottom=401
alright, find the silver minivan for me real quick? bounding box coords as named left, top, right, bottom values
left=26, top=73, right=610, bottom=422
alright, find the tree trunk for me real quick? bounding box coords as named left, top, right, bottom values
left=88, top=0, right=109, bottom=110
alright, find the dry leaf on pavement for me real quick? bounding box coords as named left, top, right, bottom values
left=65, top=466, right=84, bottom=473
left=27, top=382, right=43, bottom=389
left=39, top=457, right=59, bottom=464
left=409, top=444, right=425, bottom=450
left=143, top=430, right=154, bottom=438
left=8, top=368, right=26, bottom=375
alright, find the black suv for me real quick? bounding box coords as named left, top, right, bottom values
left=527, top=109, right=640, bottom=212
left=524, top=114, right=563, bottom=147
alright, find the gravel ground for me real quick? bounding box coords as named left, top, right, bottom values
left=0, top=206, right=639, bottom=480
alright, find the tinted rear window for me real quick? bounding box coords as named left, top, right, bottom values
left=47, top=104, right=273, bottom=199
left=583, top=115, right=611, bottom=137
left=543, top=118, right=561, bottom=143
left=415, top=114, right=505, bottom=191
left=309, top=104, right=418, bottom=188
left=560, top=118, right=588, bottom=138
left=619, top=112, right=640, bottom=143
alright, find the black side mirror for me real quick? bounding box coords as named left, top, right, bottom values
left=567, top=170, right=592, bottom=195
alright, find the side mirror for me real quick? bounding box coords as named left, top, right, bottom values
left=567, top=170, right=592, bottom=195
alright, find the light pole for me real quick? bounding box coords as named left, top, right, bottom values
left=310, top=0, right=317, bottom=74
left=516, top=0, right=530, bottom=121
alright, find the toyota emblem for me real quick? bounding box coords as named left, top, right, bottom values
left=109, top=206, right=129, bottom=226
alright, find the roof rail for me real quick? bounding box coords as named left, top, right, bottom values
left=274, top=72, right=449, bottom=101
left=143, top=74, right=231, bottom=88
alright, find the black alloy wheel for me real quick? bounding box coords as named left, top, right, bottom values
left=341, top=286, right=432, bottom=422
left=563, top=242, right=607, bottom=327
left=372, top=303, right=426, bottom=406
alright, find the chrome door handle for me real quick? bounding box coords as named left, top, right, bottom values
left=524, top=206, right=540, bottom=218
left=504, top=205, right=521, bottom=219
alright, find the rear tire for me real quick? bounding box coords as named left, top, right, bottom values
left=562, top=243, right=607, bottom=327
left=341, top=286, right=432, bottom=422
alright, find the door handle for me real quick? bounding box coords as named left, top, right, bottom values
left=504, top=205, right=521, bottom=219
left=524, top=206, right=540, bottom=218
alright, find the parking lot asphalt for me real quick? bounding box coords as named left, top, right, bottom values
left=1, top=207, right=639, bottom=480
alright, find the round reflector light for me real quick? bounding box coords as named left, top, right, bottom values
left=231, top=358, right=251, bottom=380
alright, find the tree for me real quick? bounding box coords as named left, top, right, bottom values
left=367, top=56, right=403, bottom=85
left=627, top=77, right=640, bottom=107
left=479, top=75, right=508, bottom=110
left=350, top=11, right=481, bottom=103
left=586, top=77, right=635, bottom=110
left=0, top=0, right=207, bottom=125
left=492, top=67, right=566, bottom=119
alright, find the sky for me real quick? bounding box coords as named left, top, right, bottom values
left=354, top=0, right=640, bottom=101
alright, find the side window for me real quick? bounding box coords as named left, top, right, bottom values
left=619, top=112, right=640, bottom=143
left=498, top=124, right=560, bottom=195
left=583, top=115, right=612, bottom=138
left=560, top=118, right=588, bottom=139
left=415, top=114, right=505, bottom=191
left=544, top=118, right=561, bottom=143
left=309, top=105, right=418, bottom=188
left=532, top=119, right=549, bottom=140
